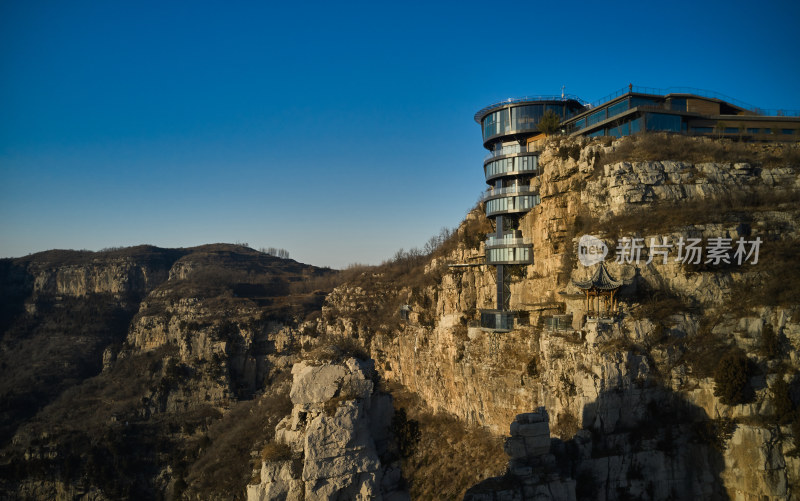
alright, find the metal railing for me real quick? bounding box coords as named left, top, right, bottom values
left=484, top=144, right=539, bottom=161
left=585, top=86, right=800, bottom=117
left=485, top=235, right=532, bottom=248
left=482, top=185, right=536, bottom=200
left=544, top=314, right=573, bottom=331
left=474, top=94, right=589, bottom=123
left=480, top=310, right=516, bottom=331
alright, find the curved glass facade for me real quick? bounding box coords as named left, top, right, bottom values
left=487, top=246, right=533, bottom=264
left=484, top=154, right=538, bottom=181
left=485, top=195, right=540, bottom=216
left=481, top=102, right=582, bottom=143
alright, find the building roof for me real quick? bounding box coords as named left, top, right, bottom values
left=473, top=95, right=587, bottom=124
left=572, top=262, right=623, bottom=291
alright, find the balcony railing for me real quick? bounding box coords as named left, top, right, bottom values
left=485, top=194, right=541, bottom=217
left=474, top=95, right=589, bottom=123
left=484, top=144, right=539, bottom=161
left=543, top=314, right=573, bottom=331
left=481, top=185, right=536, bottom=201
left=480, top=309, right=516, bottom=332
left=585, top=85, right=800, bottom=117
left=485, top=235, right=532, bottom=248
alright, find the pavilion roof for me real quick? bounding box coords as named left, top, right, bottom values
left=572, top=262, right=623, bottom=291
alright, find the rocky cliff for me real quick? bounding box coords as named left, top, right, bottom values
left=248, top=357, right=407, bottom=500
left=1, top=135, right=799, bottom=500
left=320, top=135, right=800, bottom=500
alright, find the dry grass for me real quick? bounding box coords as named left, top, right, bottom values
left=585, top=187, right=800, bottom=241
left=600, top=133, right=800, bottom=168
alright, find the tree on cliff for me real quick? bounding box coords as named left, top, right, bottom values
left=713, top=349, right=752, bottom=405
left=537, top=109, right=561, bottom=135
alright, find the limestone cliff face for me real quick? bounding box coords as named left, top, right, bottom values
left=322, top=136, right=800, bottom=500
left=248, top=358, right=408, bottom=501
left=0, top=245, right=330, bottom=500
left=20, top=246, right=183, bottom=299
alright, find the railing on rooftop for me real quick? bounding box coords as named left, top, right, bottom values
left=584, top=86, right=800, bottom=117
left=474, top=94, right=588, bottom=123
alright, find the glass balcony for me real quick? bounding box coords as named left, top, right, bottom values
left=484, top=144, right=538, bottom=161
left=485, top=154, right=539, bottom=182
left=480, top=309, right=516, bottom=332
left=485, top=235, right=532, bottom=248
left=485, top=194, right=541, bottom=217
left=482, top=185, right=536, bottom=201
left=486, top=246, right=533, bottom=265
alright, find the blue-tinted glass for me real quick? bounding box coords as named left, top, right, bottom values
left=692, top=127, right=713, bottom=133
left=646, top=113, right=682, bottom=132
left=575, top=118, right=586, bottom=130
left=630, top=97, right=657, bottom=108
left=631, top=117, right=643, bottom=133
left=608, top=122, right=631, bottom=138
left=782, top=129, right=795, bottom=134
left=607, top=99, right=629, bottom=118
left=747, top=128, right=760, bottom=134
left=724, top=127, right=739, bottom=133
left=587, top=109, right=606, bottom=126
left=670, top=98, right=686, bottom=111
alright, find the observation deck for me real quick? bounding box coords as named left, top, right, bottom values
left=479, top=309, right=517, bottom=332
left=485, top=194, right=541, bottom=217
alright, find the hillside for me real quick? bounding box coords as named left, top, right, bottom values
left=0, top=134, right=799, bottom=500
left=318, top=134, right=800, bottom=500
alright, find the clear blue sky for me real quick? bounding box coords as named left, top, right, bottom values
left=2, top=0, right=798, bottom=268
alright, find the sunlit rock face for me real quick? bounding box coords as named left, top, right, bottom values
left=248, top=358, right=408, bottom=501
left=321, top=137, right=800, bottom=500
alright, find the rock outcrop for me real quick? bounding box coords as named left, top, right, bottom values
left=320, top=136, right=800, bottom=500
left=248, top=358, right=408, bottom=501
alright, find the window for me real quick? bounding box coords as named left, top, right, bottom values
left=646, top=113, right=682, bottom=132
left=630, top=117, right=643, bottom=134
left=607, top=100, right=629, bottom=118
left=782, top=129, right=795, bottom=135
left=692, top=127, right=713, bottom=133
left=608, top=122, right=631, bottom=138
left=670, top=98, right=686, bottom=111
left=630, top=97, right=658, bottom=108
left=587, top=109, right=607, bottom=126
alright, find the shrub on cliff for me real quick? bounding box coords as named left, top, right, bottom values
left=713, top=349, right=753, bottom=405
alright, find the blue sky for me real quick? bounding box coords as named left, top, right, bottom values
left=2, top=0, right=798, bottom=268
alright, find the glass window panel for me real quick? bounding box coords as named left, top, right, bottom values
left=630, top=97, right=658, bottom=108
left=587, top=109, right=607, bottom=126
left=646, top=113, right=682, bottom=132
left=670, top=98, right=686, bottom=111
left=692, top=127, right=713, bottom=133
left=607, top=99, right=629, bottom=118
